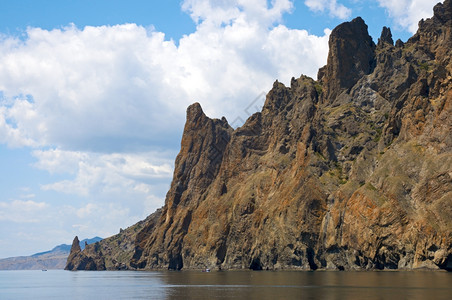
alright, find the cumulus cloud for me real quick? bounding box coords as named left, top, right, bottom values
left=33, top=149, right=173, bottom=205
left=0, top=24, right=187, bottom=151
left=376, top=0, right=437, bottom=33
left=0, top=97, right=41, bottom=148
left=0, top=1, right=329, bottom=151
left=304, top=0, right=352, bottom=19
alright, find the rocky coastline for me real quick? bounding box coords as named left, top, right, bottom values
left=66, top=0, right=452, bottom=272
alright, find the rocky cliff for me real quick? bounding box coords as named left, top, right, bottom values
left=67, top=0, right=452, bottom=271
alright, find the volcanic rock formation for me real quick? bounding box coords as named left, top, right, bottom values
left=67, top=0, right=452, bottom=271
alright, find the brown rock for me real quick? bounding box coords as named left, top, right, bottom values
left=321, top=17, right=376, bottom=102
left=378, top=26, right=394, bottom=47
left=67, top=0, right=452, bottom=272
left=65, top=236, right=106, bottom=271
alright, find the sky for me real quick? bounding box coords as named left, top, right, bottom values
left=0, top=0, right=440, bottom=258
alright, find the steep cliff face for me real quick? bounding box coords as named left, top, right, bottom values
left=67, top=0, right=452, bottom=271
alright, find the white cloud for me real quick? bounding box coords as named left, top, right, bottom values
left=0, top=24, right=187, bottom=151
left=33, top=149, right=173, bottom=199
left=32, top=148, right=87, bottom=174
left=71, top=202, right=136, bottom=237
left=304, top=0, right=352, bottom=19
left=76, top=203, right=98, bottom=218
left=182, top=0, right=241, bottom=25
left=0, top=1, right=329, bottom=151
left=376, top=0, right=437, bottom=33
left=0, top=98, right=40, bottom=148
left=0, top=200, right=47, bottom=223
left=182, top=0, right=293, bottom=26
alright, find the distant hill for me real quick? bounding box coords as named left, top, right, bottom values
left=0, top=237, right=102, bottom=270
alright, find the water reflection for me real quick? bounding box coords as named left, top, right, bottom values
left=159, top=270, right=452, bottom=300
left=1, top=270, right=451, bottom=299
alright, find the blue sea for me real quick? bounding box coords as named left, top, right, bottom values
left=1, top=269, right=451, bottom=299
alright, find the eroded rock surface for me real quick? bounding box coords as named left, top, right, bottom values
left=67, top=0, right=452, bottom=271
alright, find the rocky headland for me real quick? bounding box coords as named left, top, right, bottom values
left=0, top=237, right=101, bottom=270
left=66, top=0, right=452, bottom=271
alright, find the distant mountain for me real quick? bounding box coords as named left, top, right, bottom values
left=0, top=237, right=102, bottom=270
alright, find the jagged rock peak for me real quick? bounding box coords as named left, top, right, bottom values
left=395, top=39, right=404, bottom=48
left=185, top=102, right=229, bottom=130
left=185, top=102, right=207, bottom=128
left=321, top=17, right=376, bottom=102
left=187, top=102, right=203, bottom=117
left=378, top=26, right=394, bottom=46
left=69, top=236, right=81, bottom=254
left=432, top=0, right=452, bottom=22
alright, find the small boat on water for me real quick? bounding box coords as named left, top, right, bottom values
left=42, top=269, right=47, bottom=272
left=202, top=268, right=210, bottom=272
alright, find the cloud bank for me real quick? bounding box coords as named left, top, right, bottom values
left=0, top=1, right=330, bottom=151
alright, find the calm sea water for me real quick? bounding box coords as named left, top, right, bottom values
left=1, top=270, right=451, bottom=299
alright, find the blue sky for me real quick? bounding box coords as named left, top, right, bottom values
left=0, top=1, right=195, bottom=41
left=0, top=0, right=439, bottom=258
